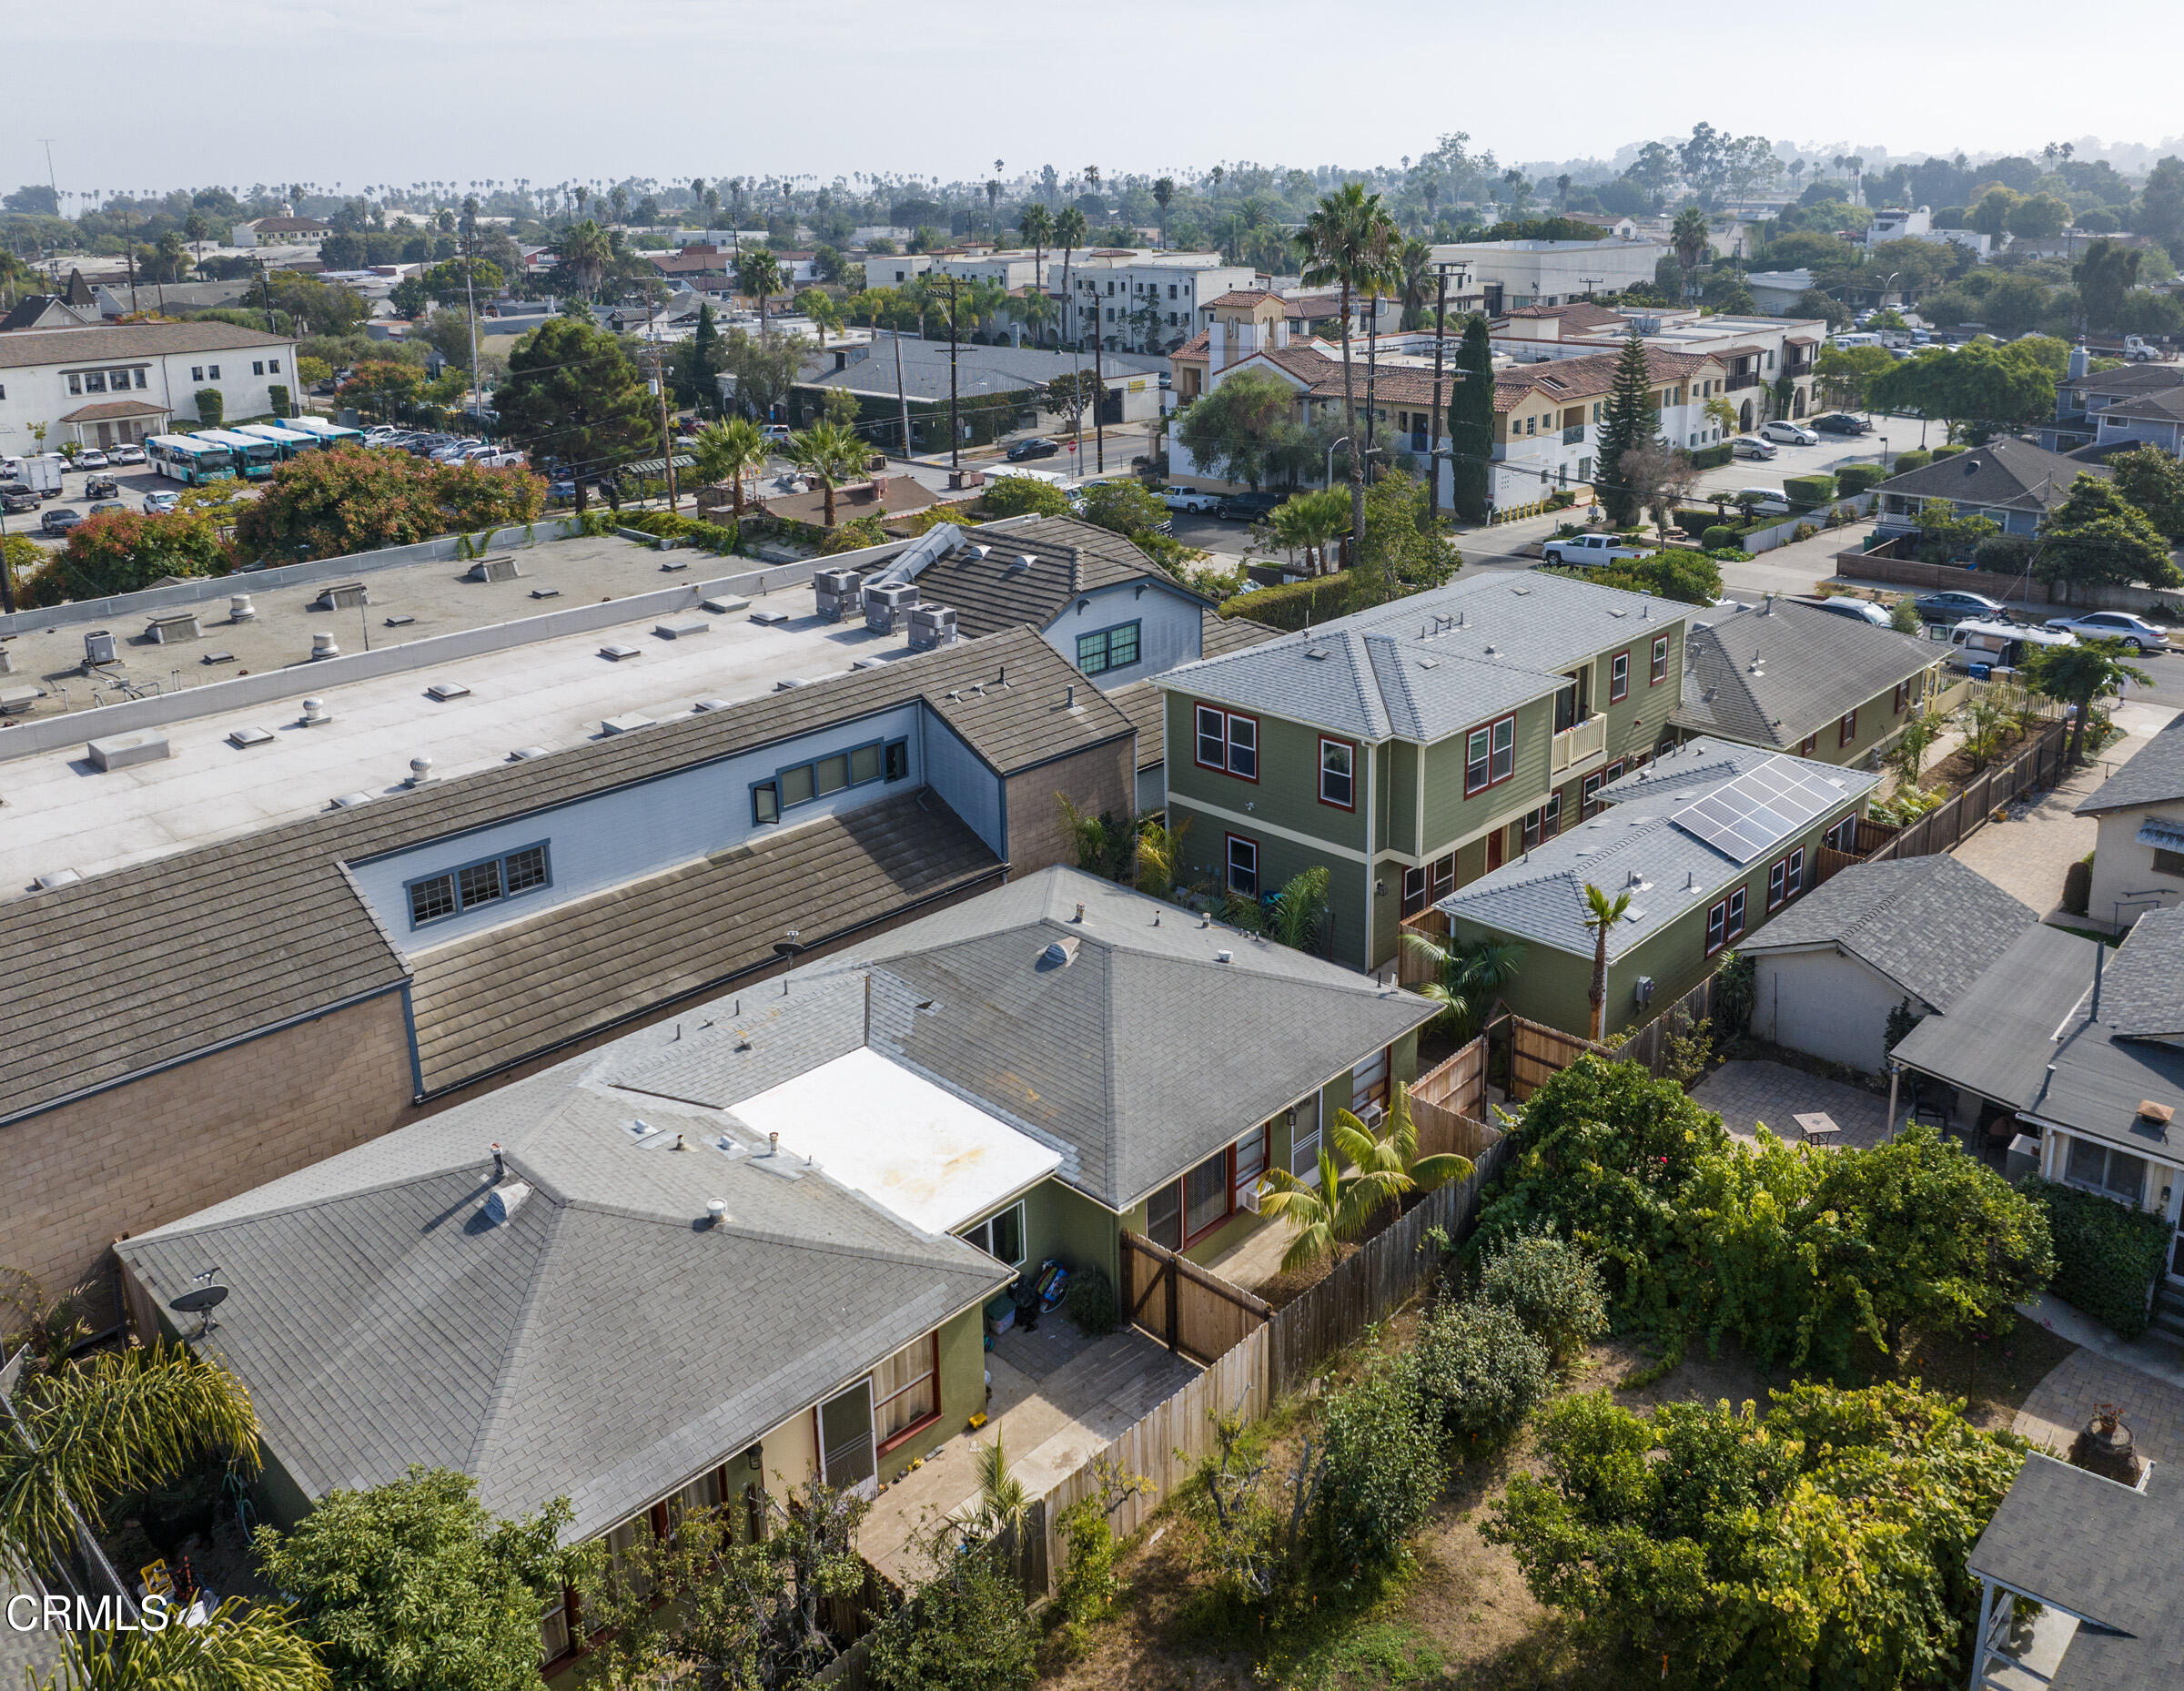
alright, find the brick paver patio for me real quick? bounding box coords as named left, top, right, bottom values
left=2013, top=1344, right=2184, bottom=1463
left=1691, top=1059, right=1893, bottom=1149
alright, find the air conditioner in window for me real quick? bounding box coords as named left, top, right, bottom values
left=1237, top=1183, right=1262, bottom=1214
left=1356, top=1101, right=1385, bottom=1129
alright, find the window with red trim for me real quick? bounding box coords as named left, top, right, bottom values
left=1799, top=733, right=1819, bottom=756
left=1724, top=886, right=1745, bottom=943
left=1610, top=650, right=1630, bottom=703
left=1581, top=771, right=1603, bottom=819
left=1704, top=898, right=1727, bottom=956
left=1319, top=737, right=1356, bottom=808
left=1651, top=635, right=1669, bottom=684
left=1837, top=708, right=1856, bottom=747
left=874, top=1334, right=941, bottom=1452
left=1193, top=704, right=1259, bottom=779
left=1401, top=865, right=1428, bottom=915
left=1893, top=681, right=1908, bottom=714
left=1464, top=714, right=1517, bottom=795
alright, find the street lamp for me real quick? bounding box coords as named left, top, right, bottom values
left=1324, top=436, right=1380, bottom=491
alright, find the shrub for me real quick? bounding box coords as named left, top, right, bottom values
left=2023, top=1176, right=2167, bottom=1338
left=1836, top=462, right=1887, bottom=496
left=1973, top=533, right=2037, bottom=572
left=1066, top=1263, right=1119, bottom=1336
left=1220, top=571, right=1372, bottom=633
left=2062, top=856, right=2092, bottom=916
left=1794, top=521, right=1818, bottom=542
left=1312, top=1361, right=1447, bottom=1580
left=1689, top=440, right=1734, bottom=470
left=980, top=474, right=1072, bottom=519
left=1784, top=473, right=1837, bottom=509
left=865, top=1545, right=1038, bottom=1691
left=1477, top=1230, right=1610, bottom=1365
left=268, top=383, right=290, bottom=419
left=1892, top=449, right=1933, bottom=474
left=688, top=517, right=739, bottom=553
left=1707, top=545, right=1754, bottom=562
left=822, top=514, right=889, bottom=553
left=1702, top=524, right=1740, bottom=552
left=1934, top=442, right=1968, bottom=459
left=194, top=387, right=224, bottom=427
left=1410, top=1298, right=1552, bottom=1443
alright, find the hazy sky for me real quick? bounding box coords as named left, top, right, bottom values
left=11, top=0, right=2184, bottom=198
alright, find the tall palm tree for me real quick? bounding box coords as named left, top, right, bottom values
left=735, top=247, right=785, bottom=330
left=1583, top=884, right=1633, bottom=1042
left=784, top=420, right=865, bottom=526
left=804, top=290, right=845, bottom=349
left=1153, top=177, right=1176, bottom=249
left=1396, top=238, right=1433, bottom=330
left=692, top=417, right=767, bottom=514
left=1006, top=287, right=1055, bottom=349
left=1018, top=202, right=1054, bottom=298
left=554, top=218, right=612, bottom=301
left=1670, top=206, right=1710, bottom=303
left=1054, top=206, right=1088, bottom=348
left=1296, top=184, right=1399, bottom=557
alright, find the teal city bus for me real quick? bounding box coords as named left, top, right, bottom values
left=144, top=433, right=238, bottom=487
left=190, top=429, right=282, bottom=480
left=278, top=415, right=366, bottom=448
left=233, top=422, right=320, bottom=460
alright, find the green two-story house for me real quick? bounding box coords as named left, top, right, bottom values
left=1155, top=572, right=1696, bottom=975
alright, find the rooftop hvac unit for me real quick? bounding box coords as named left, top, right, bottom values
left=864, top=580, right=918, bottom=635
left=147, top=613, right=200, bottom=644
left=83, top=629, right=117, bottom=666
left=906, top=603, right=958, bottom=653
left=467, top=555, right=521, bottom=582
left=813, top=568, right=864, bottom=623
left=315, top=581, right=368, bottom=610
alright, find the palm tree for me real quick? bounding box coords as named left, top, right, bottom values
left=1255, top=1146, right=1393, bottom=1275
left=1670, top=206, right=1710, bottom=303
left=804, top=290, right=845, bottom=349
left=1340, top=1083, right=1474, bottom=1227
left=1018, top=202, right=1054, bottom=298
left=693, top=418, right=767, bottom=514
left=1582, top=884, right=1633, bottom=1042
left=2023, top=635, right=2151, bottom=768
left=38, top=1599, right=328, bottom=1691
left=1296, top=184, right=1400, bottom=557
left=1400, top=930, right=1526, bottom=1038
left=1054, top=206, right=1088, bottom=348
left=1268, top=486, right=1350, bottom=575
left=1006, top=287, right=1055, bottom=349
left=735, top=247, right=786, bottom=329
left=555, top=218, right=612, bottom=300
left=1153, top=177, right=1176, bottom=249
left=784, top=420, right=865, bottom=526
left=1396, top=238, right=1433, bottom=330
left=985, top=178, right=1002, bottom=237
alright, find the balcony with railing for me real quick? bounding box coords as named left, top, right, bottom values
left=1551, top=714, right=1608, bottom=773
left=1724, top=372, right=1761, bottom=391
left=1561, top=423, right=1587, bottom=445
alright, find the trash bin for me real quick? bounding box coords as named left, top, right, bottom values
left=1969, top=662, right=1992, bottom=681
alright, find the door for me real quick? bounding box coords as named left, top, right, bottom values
left=817, top=1382, right=876, bottom=1499
left=1486, top=828, right=1506, bottom=872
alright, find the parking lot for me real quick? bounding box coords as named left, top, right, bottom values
left=1687, top=410, right=1922, bottom=501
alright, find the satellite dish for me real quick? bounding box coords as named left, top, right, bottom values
left=168, top=1285, right=228, bottom=1315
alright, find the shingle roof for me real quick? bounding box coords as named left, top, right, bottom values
left=56, top=398, right=170, bottom=423
left=1444, top=739, right=1877, bottom=959
left=1875, top=437, right=2108, bottom=511
left=1109, top=613, right=1281, bottom=771
left=2096, top=388, right=2184, bottom=423
left=0, top=322, right=291, bottom=370
left=907, top=518, right=1192, bottom=639
left=2064, top=362, right=2184, bottom=406
left=1672, top=599, right=1939, bottom=748
left=1891, top=923, right=2098, bottom=1109
left=2077, top=713, right=2184, bottom=815
left=1158, top=571, right=1691, bottom=744
left=1968, top=1454, right=2184, bottom=1691
left=0, top=628, right=1127, bottom=1125
left=1734, top=856, right=2037, bottom=1011
left=2098, top=905, right=2184, bottom=1039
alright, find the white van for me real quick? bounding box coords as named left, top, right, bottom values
left=1830, top=332, right=1881, bottom=350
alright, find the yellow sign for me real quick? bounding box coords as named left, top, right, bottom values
left=1128, top=379, right=1148, bottom=392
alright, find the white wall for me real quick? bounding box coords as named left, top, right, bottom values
left=923, top=713, right=1003, bottom=856
left=1753, top=947, right=1909, bottom=1075
left=1041, top=581, right=1205, bottom=691
left=2088, top=808, right=2184, bottom=931
left=350, top=701, right=930, bottom=951
left=0, top=337, right=299, bottom=453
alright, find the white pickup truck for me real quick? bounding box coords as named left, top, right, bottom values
left=1538, top=532, right=1652, bottom=567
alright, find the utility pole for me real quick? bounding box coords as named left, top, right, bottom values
left=1426, top=261, right=1456, bottom=531
left=892, top=328, right=913, bottom=461
left=257, top=254, right=274, bottom=335
left=645, top=286, right=678, bottom=511
left=935, top=275, right=963, bottom=470
left=1579, top=276, right=1603, bottom=299
left=1091, top=312, right=1105, bottom=474
left=120, top=204, right=139, bottom=317
left=460, top=230, right=483, bottom=440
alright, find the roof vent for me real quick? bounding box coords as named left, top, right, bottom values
left=310, top=632, right=340, bottom=660
left=1040, top=937, right=1081, bottom=968
left=1215, top=948, right=1234, bottom=963
left=426, top=681, right=470, bottom=701
left=1007, top=553, right=1034, bottom=573
left=483, top=1181, right=531, bottom=1225
left=1483, top=643, right=1498, bottom=655
left=300, top=698, right=331, bottom=725
left=1306, top=645, right=1330, bottom=661
left=406, top=755, right=435, bottom=787
left=229, top=594, right=257, bottom=623
left=706, top=1199, right=730, bottom=1227
left=33, top=868, right=80, bottom=891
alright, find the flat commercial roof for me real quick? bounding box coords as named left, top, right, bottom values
left=727, top=1047, right=1061, bottom=1233
left=0, top=572, right=923, bottom=897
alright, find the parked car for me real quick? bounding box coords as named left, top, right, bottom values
left=73, top=449, right=109, bottom=470
left=1804, top=595, right=1893, bottom=626
left=86, top=501, right=128, bottom=518
left=1539, top=532, right=1653, bottom=566
left=110, top=443, right=146, bottom=465
left=1734, top=487, right=1792, bottom=516
left=40, top=507, right=83, bottom=535
left=84, top=476, right=118, bottom=500
left=1914, top=590, right=2009, bottom=624
left=546, top=479, right=579, bottom=505
left=1, top=487, right=38, bottom=514
left=1006, top=437, right=1059, bottom=462
left=1730, top=435, right=1778, bottom=460
left=1813, top=412, right=1873, bottom=436
left=2042, top=611, right=2172, bottom=653
left=1760, top=421, right=1817, bottom=446
left=761, top=423, right=793, bottom=445
left=1217, top=489, right=1285, bottom=522
left=1158, top=485, right=1220, bottom=513
left=142, top=491, right=182, bottom=513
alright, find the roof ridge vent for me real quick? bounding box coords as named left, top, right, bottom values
left=483, top=1181, right=531, bottom=1225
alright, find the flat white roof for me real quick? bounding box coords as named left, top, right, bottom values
left=729, top=1048, right=1060, bottom=1236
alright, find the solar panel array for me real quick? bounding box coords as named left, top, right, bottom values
left=1670, top=756, right=1846, bottom=862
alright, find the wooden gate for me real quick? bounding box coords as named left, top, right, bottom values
left=1118, top=1232, right=1269, bottom=1364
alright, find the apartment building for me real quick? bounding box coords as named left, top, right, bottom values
left=1057, top=251, right=1257, bottom=352
left=0, top=322, right=300, bottom=453
left=1426, top=236, right=1665, bottom=313
left=1491, top=303, right=1830, bottom=429
left=1490, top=345, right=1728, bottom=503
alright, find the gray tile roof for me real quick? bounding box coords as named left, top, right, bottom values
left=120, top=1065, right=1009, bottom=1544
left=1968, top=1455, right=2184, bottom=1691
left=1673, top=599, right=1940, bottom=749
left=2100, top=906, right=2184, bottom=1038
left=799, top=336, right=1166, bottom=404
left=2063, top=362, right=2184, bottom=410
left=0, top=627, right=1125, bottom=1125
left=1892, top=923, right=2098, bottom=1109
left=2078, top=712, right=2184, bottom=815
left=911, top=518, right=1199, bottom=640
left=2095, top=387, right=2184, bottom=424
left=0, top=320, right=292, bottom=370
left=1439, top=739, right=1877, bottom=960
left=1875, top=436, right=2108, bottom=513
left=1158, top=571, right=1684, bottom=744
left=1735, top=856, right=2037, bottom=1012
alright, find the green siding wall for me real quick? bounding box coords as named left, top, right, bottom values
left=1163, top=694, right=1369, bottom=855
left=1420, top=695, right=1554, bottom=850
left=932, top=1305, right=986, bottom=1457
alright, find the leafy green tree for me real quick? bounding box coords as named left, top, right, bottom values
left=1296, top=183, right=1400, bottom=546
left=1582, top=547, right=1723, bottom=605
left=1175, top=369, right=1297, bottom=490
left=1669, top=206, right=1711, bottom=299
left=1356, top=466, right=1459, bottom=596
left=2023, top=635, right=2153, bottom=768
left=2110, top=442, right=2184, bottom=542
left=2036, top=471, right=2181, bottom=597
left=339, top=359, right=425, bottom=423
left=691, top=416, right=768, bottom=514
left=1053, top=205, right=1088, bottom=346
left=58, top=507, right=229, bottom=595
left=1487, top=1381, right=2031, bottom=1691
left=1446, top=312, right=1495, bottom=522
left=2075, top=236, right=2144, bottom=332
left=1967, top=186, right=2020, bottom=237
left=980, top=474, right=1072, bottom=519
left=1077, top=478, right=1168, bottom=539
left=864, top=1544, right=1037, bottom=1691
left=1477, top=1229, right=1610, bottom=1366
left=1313, top=1359, right=1448, bottom=1575
left=1409, top=1297, right=1552, bottom=1442
left=234, top=442, right=542, bottom=559
left=495, top=317, right=652, bottom=512
left=193, top=387, right=223, bottom=427
left=2139, top=156, right=2184, bottom=252
left=1592, top=331, right=1658, bottom=526
left=784, top=420, right=866, bottom=526
left=2007, top=191, right=2070, bottom=238
left=258, top=1467, right=575, bottom=1691
left=717, top=328, right=809, bottom=424
left=672, top=299, right=724, bottom=410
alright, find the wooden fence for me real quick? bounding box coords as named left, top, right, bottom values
left=1396, top=908, right=1444, bottom=987
left=1119, top=1231, right=1272, bottom=1364
left=1862, top=720, right=2068, bottom=863
left=1411, top=1032, right=1489, bottom=1120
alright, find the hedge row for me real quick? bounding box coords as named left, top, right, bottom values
left=1221, top=571, right=1372, bottom=632
left=1891, top=449, right=1933, bottom=475
left=1688, top=441, right=1734, bottom=470
left=1784, top=473, right=1837, bottom=509
left=1836, top=463, right=1888, bottom=495
left=2022, top=1175, right=2169, bottom=1338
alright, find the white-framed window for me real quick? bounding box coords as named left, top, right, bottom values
left=1233, top=1122, right=1268, bottom=1205
left=1319, top=737, right=1355, bottom=808
left=1582, top=771, right=1604, bottom=818
left=1194, top=704, right=1258, bottom=778
left=1401, top=864, right=1428, bottom=914
left=1227, top=834, right=1259, bottom=896
left=1289, top=1091, right=1323, bottom=1180
left=405, top=842, right=551, bottom=928
left=2066, top=1135, right=2148, bottom=1207
left=1465, top=714, right=1516, bottom=795
left=959, top=1202, right=1026, bottom=1267
left=1652, top=635, right=1669, bottom=684
left=1609, top=651, right=1629, bottom=703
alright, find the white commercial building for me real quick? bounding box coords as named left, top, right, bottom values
left=1059, top=251, right=1257, bottom=353
left=1426, top=237, right=1666, bottom=313
left=0, top=322, right=300, bottom=453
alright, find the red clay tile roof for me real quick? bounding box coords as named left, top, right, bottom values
left=1490, top=347, right=1716, bottom=412
left=1171, top=331, right=1210, bottom=361
left=1207, top=289, right=1306, bottom=315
